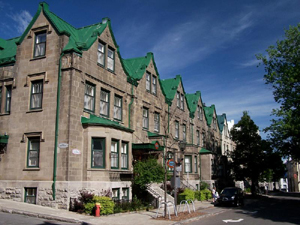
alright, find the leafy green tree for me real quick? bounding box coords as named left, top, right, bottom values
left=230, top=111, right=264, bottom=195
left=133, top=157, right=164, bottom=189
left=257, top=23, right=300, bottom=160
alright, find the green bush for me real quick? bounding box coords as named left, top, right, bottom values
left=177, top=188, right=195, bottom=203
left=194, top=190, right=201, bottom=201
left=177, top=193, right=187, bottom=204
left=200, top=189, right=212, bottom=201
left=200, top=182, right=209, bottom=190
left=83, top=196, right=114, bottom=215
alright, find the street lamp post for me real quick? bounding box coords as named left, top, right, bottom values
left=173, top=140, right=186, bottom=212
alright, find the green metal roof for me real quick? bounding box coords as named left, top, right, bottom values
left=132, top=142, right=164, bottom=151
left=199, top=148, right=212, bottom=154
left=160, top=75, right=186, bottom=106
left=204, top=105, right=215, bottom=126
left=0, top=135, right=9, bottom=144
left=217, top=113, right=227, bottom=132
left=1, top=2, right=110, bottom=66
left=81, top=114, right=134, bottom=133
left=147, top=131, right=164, bottom=138
left=185, top=91, right=201, bottom=118
left=122, top=52, right=160, bottom=85
left=0, top=37, right=19, bottom=66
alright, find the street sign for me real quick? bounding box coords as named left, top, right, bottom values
left=58, top=143, right=68, bottom=148
left=154, top=142, right=160, bottom=150
left=167, top=159, right=175, bottom=168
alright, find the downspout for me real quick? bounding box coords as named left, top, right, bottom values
left=128, top=83, right=134, bottom=129
left=52, top=52, right=64, bottom=200
left=167, top=105, right=170, bottom=133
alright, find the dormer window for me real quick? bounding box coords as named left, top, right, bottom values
left=152, top=76, right=157, bottom=95
left=180, top=94, right=184, bottom=110
left=213, top=118, right=217, bottom=130
left=97, top=42, right=105, bottom=66
left=107, top=47, right=115, bottom=72
left=176, top=92, right=180, bottom=108
left=146, top=72, right=151, bottom=92
left=34, top=32, right=46, bottom=58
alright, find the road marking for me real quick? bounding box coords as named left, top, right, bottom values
left=223, top=219, right=244, bottom=223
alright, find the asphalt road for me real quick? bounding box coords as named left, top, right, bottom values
left=0, top=212, right=77, bottom=225
left=188, top=196, right=300, bottom=225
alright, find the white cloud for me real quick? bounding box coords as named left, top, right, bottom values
left=151, top=11, right=254, bottom=76
left=9, top=10, right=32, bottom=34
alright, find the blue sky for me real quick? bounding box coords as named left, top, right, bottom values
left=1, top=0, right=299, bottom=139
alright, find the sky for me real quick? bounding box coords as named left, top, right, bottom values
left=1, top=0, right=299, bottom=139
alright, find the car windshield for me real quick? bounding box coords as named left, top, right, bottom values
left=221, top=188, right=237, bottom=195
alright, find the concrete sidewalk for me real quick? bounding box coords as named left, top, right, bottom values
left=0, top=199, right=226, bottom=225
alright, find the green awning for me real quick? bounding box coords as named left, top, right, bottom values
left=0, top=135, right=9, bottom=144
left=147, top=131, right=165, bottom=138
left=81, top=114, right=134, bottom=133
left=132, top=142, right=164, bottom=151
left=199, top=148, right=212, bottom=154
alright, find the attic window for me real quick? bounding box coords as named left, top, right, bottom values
left=34, top=32, right=46, bottom=58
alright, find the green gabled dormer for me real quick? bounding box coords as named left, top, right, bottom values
left=16, top=2, right=109, bottom=54
left=204, top=104, right=220, bottom=131
left=185, top=91, right=202, bottom=118
left=160, top=75, right=186, bottom=106
left=0, top=37, right=20, bottom=66
left=217, top=113, right=227, bottom=133
left=121, top=52, right=160, bottom=86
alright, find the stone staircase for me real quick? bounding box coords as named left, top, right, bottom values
left=146, top=183, right=174, bottom=208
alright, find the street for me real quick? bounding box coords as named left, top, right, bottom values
left=0, top=212, right=77, bottom=225
left=188, top=196, right=300, bottom=225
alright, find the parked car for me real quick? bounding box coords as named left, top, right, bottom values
left=215, top=187, right=244, bottom=206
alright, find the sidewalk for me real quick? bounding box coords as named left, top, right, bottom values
left=0, top=199, right=227, bottom=225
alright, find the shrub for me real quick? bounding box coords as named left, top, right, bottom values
left=194, top=190, right=201, bottom=201
left=177, top=188, right=195, bottom=203
left=200, top=182, right=209, bottom=190
left=83, top=196, right=115, bottom=215
left=200, top=189, right=212, bottom=201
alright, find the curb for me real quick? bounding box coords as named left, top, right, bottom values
left=0, top=207, right=82, bottom=224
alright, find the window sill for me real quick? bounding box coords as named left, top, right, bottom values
left=88, top=168, right=106, bottom=171
left=97, top=63, right=105, bottom=68
left=26, top=109, right=43, bottom=113
left=30, top=56, right=46, bottom=61
left=107, top=69, right=116, bottom=75
left=23, top=168, right=40, bottom=171
left=0, top=113, right=10, bottom=116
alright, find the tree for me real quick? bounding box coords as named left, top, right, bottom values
left=230, top=111, right=264, bottom=195
left=133, top=157, right=164, bottom=190
left=256, top=23, right=300, bottom=161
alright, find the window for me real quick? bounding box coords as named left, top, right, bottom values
left=114, top=95, right=122, bottom=121
left=146, top=72, right=151, bottom=92
left=202, top=132, right=205, bottom=147
left=112, top=188, right=119, bottom=201
left=30, top=80, right=43, bottom=110
left=92, top=138, right=105, bottom=168
left=100, top=89, right=109, bottom=117
left=175, top=121, right=179, bottom=139
left=184, top=156, right=192, bottom=173
left=196, top=130, right=200, bottom=146
left=121, top=142, right=128, bottom=169
left=176, top=92, right=180, bottom=108
left=213, top=118, right=217, bottom=130
left=180, top=94, right=184, bottom=110
left=84, top=82, right=95, bottom=112
left=97, top=42, right=105, bottom=66
left=111, top=140, right=119, bottom=169
left=152, top=76, right=157, bottom=95
left=34, top=32, right=46, bottom=58
left=154, top=112, right=160, bottom=133
left=122, top=188, right=129, bottom=201
left=143, top=107, right=149, bottom=129
left=182, top=124, right=186, bottom=141
left=194, top=156, right=198, bottom=173
left=107, top=47, right=115, bottom=71
left=27, top=137, right=40, bottom=168
left=24, top=188, right=37, bottom=204
left=198, top=106, right=203, bottom=120
left=5, top=85, right=11, bottom=113
left=190, top=124, right=193, bottom=143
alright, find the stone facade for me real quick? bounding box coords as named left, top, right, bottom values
left=0, top=2, right=235, bottom=209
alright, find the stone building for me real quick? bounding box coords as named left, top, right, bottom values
left=0, top=2, right=235, bottom=209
